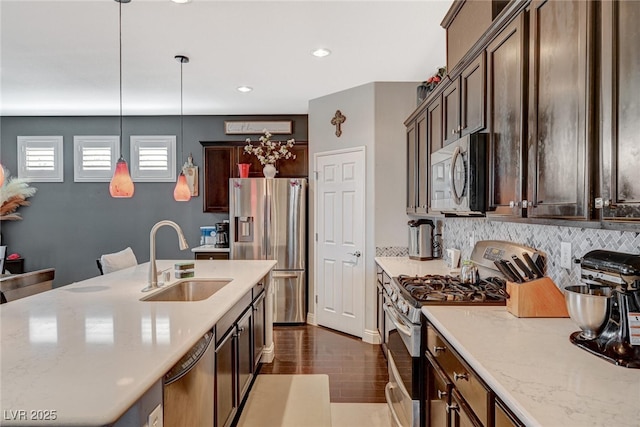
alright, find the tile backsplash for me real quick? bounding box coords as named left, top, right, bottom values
left=441, top=218, right=640, bottom=289
left=376, top=247, right=409, bottom=257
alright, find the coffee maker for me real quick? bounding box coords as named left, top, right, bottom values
left=215, top=222, right=229, bottom=248
left=565, top=250, right=640, bottom=368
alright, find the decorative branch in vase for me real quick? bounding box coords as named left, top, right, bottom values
left=0, top=168, right=37, bottom=221
left=244, top=130, right=296, bottom=178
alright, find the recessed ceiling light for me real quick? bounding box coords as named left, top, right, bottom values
left=237, top=86, right=253, bottom=93
left=171, top=0, right=192, bottom=4
left=312, top=48, right=331, bottom=58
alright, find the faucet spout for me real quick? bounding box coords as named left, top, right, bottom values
left=142, top=220, right=190, bottom=292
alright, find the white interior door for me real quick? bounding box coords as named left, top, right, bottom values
left=315, top=147, right=365, bottom=337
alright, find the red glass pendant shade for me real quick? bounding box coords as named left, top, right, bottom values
left=0, top=165, right=5, bottom=187
left=173, top=172, right=191, bottom=201
left=109, top=156, right=134, bottom=198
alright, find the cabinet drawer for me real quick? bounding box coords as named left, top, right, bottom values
left=427, top=324, right=489, bottom=425
left=216, top=290, right=252, bottom=344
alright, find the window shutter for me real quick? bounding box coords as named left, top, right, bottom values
left=17, top=136, right=64, bottom=182
left=130, top=136, right=176, bottom=182
left=73, top=136, right=119, bottom=182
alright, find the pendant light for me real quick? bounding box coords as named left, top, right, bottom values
left=173, top=54, right=191, bottom=202
left=109, top=0, right=134, bottom=198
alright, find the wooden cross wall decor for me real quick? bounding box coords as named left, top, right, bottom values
left=331, top=110, right=346, bottom=137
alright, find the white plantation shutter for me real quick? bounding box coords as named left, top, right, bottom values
left=130, top=135, right=176, bottom=182
left=17, top=136, right=64, bottom=182
left=73, top=136, right=119, bottom=182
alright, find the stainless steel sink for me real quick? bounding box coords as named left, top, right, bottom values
left=140, top=279, right=232, bottom=302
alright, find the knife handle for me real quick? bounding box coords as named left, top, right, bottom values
left=503, top=260, right=524, bottom=283
left=523, top=252, right=544, bottom=278
left=494, top=260, right=519, bottom=282
left=511, top=255, right=536, bottom=280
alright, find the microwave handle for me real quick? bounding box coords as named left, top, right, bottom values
left=449, top=145, right=463, bottom=205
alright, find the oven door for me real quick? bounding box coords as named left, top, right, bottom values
left=384, top=297, right=421, bottom=427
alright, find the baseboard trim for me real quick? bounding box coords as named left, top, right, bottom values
left=306, top=312, right=317, bottom=326
left=362, top=328, right=381, bottom=344
left=261, top=342, right=275, bottom=363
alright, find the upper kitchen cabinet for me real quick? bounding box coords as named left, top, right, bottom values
left=202, top=142, right=308, bottom=213
left=405, top=107, right=428, bottom=214
left=599, top=0, right=640, bottom=220
left=442, top=0, right=509, bottom=73
left=526, top=0, right=595, bottom=220
left=486, top=13, right=527, bottom=217
left=443, top=53, right=487, bottom=146
left=428, top=95, right=444, bottom=154
left=204, top=146, right=234, bottom=213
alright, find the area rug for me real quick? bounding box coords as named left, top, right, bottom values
left=236, top=374, right=332, bottom=427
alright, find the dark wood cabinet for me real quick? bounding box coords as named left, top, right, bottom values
left=194, top=252, right=229, bottom=260
left=443, top=80, right=461, bottom=146
left=203, top=142, right=308, bottom=213
left=460, top=53, right=486, bottom=137
left=526, top=0, right=594, bottom=220
left=428, top=95, right=444, bottom=154
left=600, top=0, right=640, bottom=220
left=406, top=108, right=428, bottom=214
left=204, top=146, right=235, bottom=213
left=486, top=13, right=527, bottom=217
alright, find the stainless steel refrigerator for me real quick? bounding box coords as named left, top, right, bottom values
left=229, top=178, right=307, bottom=324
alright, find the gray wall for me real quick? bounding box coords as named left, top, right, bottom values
left=0, top=115, right=307, bottom=286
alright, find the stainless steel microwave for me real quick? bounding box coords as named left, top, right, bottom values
left=430, top=132, right=488, bottom=214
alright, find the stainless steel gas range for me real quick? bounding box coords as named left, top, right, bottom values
left=383, top=240, right=542, bottom=427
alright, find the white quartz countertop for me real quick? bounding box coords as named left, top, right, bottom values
left=421, top=305, right=640, bottom=427
left=190, top=245, right=230, bottom=253
left=375, top=257, right=455, bottom=277
left=0, top=259, right=276, bottom=426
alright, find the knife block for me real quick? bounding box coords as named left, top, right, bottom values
left=505, top=277, right=569, bottom=318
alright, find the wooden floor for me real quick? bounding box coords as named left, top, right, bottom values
left=259, top=324, right=388, bottom=403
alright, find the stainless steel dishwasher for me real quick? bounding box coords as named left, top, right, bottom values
left=163, top=329, right=215, bottom=427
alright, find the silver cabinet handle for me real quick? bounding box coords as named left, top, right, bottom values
left=445, top=403, right=459, bottom=414
left=453, top=372, right=468, bottom=381
left=347, top=251, right=361, bottom=257
left=437, top=389, right=448, bottom=399
left=433, top=346, right=446, bottom=354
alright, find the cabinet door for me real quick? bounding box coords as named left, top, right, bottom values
left=424, top=355, right=451, bottom=427
left=406, top=120, right=418, bottom=213
left=495, top=399, right=524, bottom=427
left=600, top=0, right=640, bottom=220
left=277, top=143, right=308, bottom=178
left=428, top=96, right=444, bottom=154
left=237, top=309, right=253, bottom=401
left=416, top=111, right=429, bottom=213
left=461, top=52, right=486, bottom=136
left=443, top=80, right=462, bottom=146
left=204, top=146, right=235, bottom=213
left=235, top=148, right=264, bottom=178
left=215, top=330, right=236, bottom=427
left=450, top=389, right=482, bottom=427
left=486, top=14, right=527, bottom=216
left=527, top=0, right=593, bottom=219
left=252, top=292, right=265, bottom=372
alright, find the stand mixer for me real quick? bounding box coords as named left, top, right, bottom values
left=564, top=250, right=640, bottom=368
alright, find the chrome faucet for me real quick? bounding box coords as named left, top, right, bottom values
left=142, top=220, right=189, bottom=292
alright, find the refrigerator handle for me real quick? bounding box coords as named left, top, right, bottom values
left=265, top=193, right=271, bottom=258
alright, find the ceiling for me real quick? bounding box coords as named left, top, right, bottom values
left=0, top=0, right=452, bottom=116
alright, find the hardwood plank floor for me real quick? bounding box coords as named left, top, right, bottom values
left=259, top=325, right=387, bottom=403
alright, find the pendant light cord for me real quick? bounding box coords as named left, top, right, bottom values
left=180, top=58, right=184, bottom=172
left=118, top=0, right=123, bottom=156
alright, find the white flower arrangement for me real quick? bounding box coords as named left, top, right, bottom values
left=244, top=130, right=296, bottom=166
left=0, top=168, right=37, bottom=221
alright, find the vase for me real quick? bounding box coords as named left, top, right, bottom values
left=263, top=164, right=277, bottom=178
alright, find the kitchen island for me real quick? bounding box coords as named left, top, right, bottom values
left=0, top=259, right=276, bottom=426
left=422, top=305, right=640, bottom=426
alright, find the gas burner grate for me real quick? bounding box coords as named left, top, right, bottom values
left=395, top=274, right=508, bottom=303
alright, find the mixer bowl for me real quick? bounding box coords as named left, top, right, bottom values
left=564, top=285, right=613, bottom=339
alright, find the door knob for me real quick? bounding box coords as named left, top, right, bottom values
left=348, top=251, right=361, bottom=258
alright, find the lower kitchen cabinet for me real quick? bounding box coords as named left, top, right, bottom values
left=214, top=283, right=265, bottom=427
left=424, top=320, right=521, bottom=427
left=195, top=252, right=230, bottom=260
